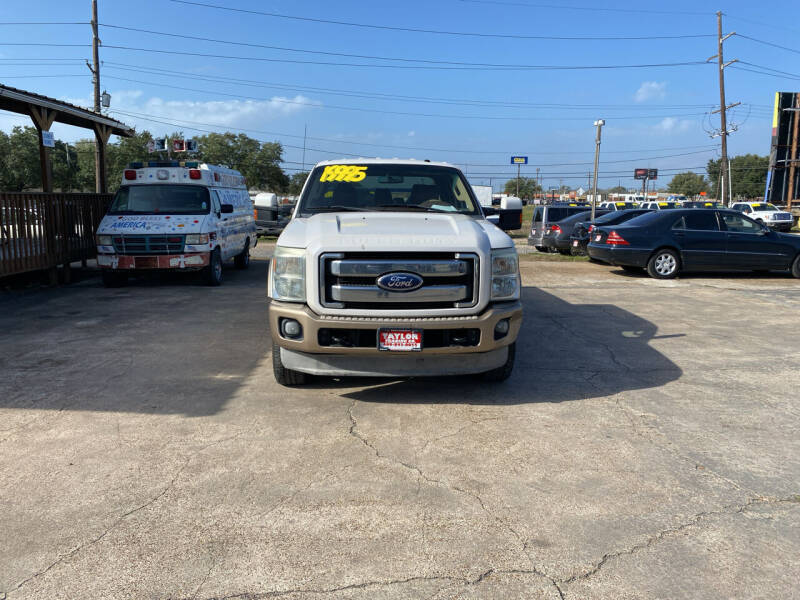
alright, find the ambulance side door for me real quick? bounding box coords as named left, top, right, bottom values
left=210, top=190, right=230, bottom=259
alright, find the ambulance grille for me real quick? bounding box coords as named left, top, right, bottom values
left=112, top=234, right=185, bottom=255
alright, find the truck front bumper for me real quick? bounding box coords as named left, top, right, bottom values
left=97, top=252, right=209, bottom=270
left=269, top=300, right=522, bottom=375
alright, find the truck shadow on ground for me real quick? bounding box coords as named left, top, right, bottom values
left=0, top=258, right=271, bottom=417
left=326, top=286, right=684, bottom=405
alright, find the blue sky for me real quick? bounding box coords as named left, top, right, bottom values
left=1, top=0, right=798, bottom=190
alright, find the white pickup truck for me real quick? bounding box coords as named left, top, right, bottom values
left=267, top=159, right=523, bottom=385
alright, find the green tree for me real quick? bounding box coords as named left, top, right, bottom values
left=3, top=126, right=41, bottom=191
left=288, top=171, right=309, bottom=195
left=503, top=177, right=541, bottom=199
left=607, top=185, right=627, bottom=194
left=193, top=132, right=287, bottom=191
left=667, top=171, right=709, bottom=197
left=707, top=154, right=769, bottom=200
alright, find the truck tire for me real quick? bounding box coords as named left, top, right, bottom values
left=204, top=248, right=223, bottom=286
left=101, top=271, right=127, bottom=288
left=234, top=239, right=250, bottom=270
left=481, top=343, right=515, bottom=383
left=272, top=341, right=307, bottom=386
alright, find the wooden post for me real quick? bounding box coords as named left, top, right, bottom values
left=29, top=106, right=57, bottom=193
left=94, top=124, right=113, bottom=194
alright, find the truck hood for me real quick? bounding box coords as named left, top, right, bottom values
left=278, top=212, right=513, bottom=252
left=97, top=214, right=208, bottom=235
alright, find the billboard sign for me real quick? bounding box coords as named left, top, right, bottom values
left=648, top=169, right=658, bottom=180
left=510, top=156, right=528, bottom=165
left=634, top=168, right=649, bottom=180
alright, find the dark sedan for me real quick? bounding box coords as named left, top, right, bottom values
left=570, top=209, right=652, bottom=255
left=587, top=209, right=800, bottom=279
left=541, top=209, right=610, bottom=254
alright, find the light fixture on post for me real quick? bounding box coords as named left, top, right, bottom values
left=591, top=119, right=605, bottom=221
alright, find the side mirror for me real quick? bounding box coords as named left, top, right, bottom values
left=220, top=204, right=234, bottom=214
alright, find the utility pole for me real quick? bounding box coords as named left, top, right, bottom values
left=516, top=162, right=520, bottom=198
left=88, top=0, right=104, bottom=193
left=709, top=11, right=739, bottom=206
left=590, top=119, right=605, bottom=221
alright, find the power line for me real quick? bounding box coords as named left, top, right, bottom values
left=102, top=62, right=724, bottom=111
left=736, top=34, right=800, bottom=56
left=100, top=44, right=711, bottom=72
left=453, top=0, right=710, bottom=14
left=169, top=0, right=714, bottom=40
left=0, top=21, right=88, bottom=25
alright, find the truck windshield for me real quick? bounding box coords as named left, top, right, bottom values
left=109, top=185, right=211, bottom=215
left=298, top=164, right=481, bottom=216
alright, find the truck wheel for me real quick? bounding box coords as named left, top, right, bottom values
left=481, top=343, right=515, bottom=383
left=646, top=249, right=680, bottom=279
left=272, top=341, right=307, bottom=386
left=204, top=248, right=223, bottom=286
left=101, top=271, right=127, bottom=287
left=234, top=240, right=250, bottom=270
left=792, top=254, right=800, bottom=279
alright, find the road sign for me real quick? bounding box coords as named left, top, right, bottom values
left=172, top=138, right=186, bottom=152
left=41, top=131, right=55, bottom=148
left=510, top=156, right=528, bottom=165
left=577, top=187, right=585, bottom=196
left=634, top=168, right=648, bottom=180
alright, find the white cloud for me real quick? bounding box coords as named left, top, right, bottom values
left=407, top=130, right=416, bottom=137
left=634, top=81, right=667, bottom=103
left=655, top=117, right=692, bottom=133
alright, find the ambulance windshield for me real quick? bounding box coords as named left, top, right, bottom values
left=110, top=185, right=211, bottom=215
left=298, top=164, right=481, bottom=216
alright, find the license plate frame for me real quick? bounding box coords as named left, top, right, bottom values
left=595, top=234, right=602, bottom=242
left=135, top=256, right=158, bottom=269
left=378, top=328, right=423, bottom=352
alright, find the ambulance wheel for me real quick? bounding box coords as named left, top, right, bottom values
left=101, top=271, right=127, bottom=288
left=204, top=248, right=223, bottom=286
left=234, top=240, right=250, bottom=269
left=272, top=342, right=307, bottom=386
left=481, top=342, right=515, bottom=383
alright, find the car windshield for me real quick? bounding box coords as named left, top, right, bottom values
left=657, top=202, right=678, bottom=209
left=594, top=210, right=643, bottom=224
left=615, top=211, right=665, bottom=227
left=751, top=203, right=778, bottom=211
left=615, top=202, right=637, bottom=209
left=109, top=185, right=211, bottom=215
left=298, top=163, right=480, bottom=215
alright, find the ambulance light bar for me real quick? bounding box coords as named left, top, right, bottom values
left=127, top=161, right=200, bottom=169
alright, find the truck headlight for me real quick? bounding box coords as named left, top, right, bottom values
left=490, top=248, right=520, bottom=301
left=271, top=246, right=306, bottom=302
left=96, top=235, right=112, bottom=245
left=185, top=233, right=209, bottom=244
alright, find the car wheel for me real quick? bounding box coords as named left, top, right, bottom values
left=234, top=239, right=250, bottom=269
left=481, top=343, right=515, bottom=383
left=647, top=249, right=680, bottom=279
left=272, top=341, right=307, bottom=386
left=204, top=248, right=223, bottom=286
left=535, top=246, right=547, bottom=253
left=101, top=271, right=127, bottom=287
left=792, top=254, right=800, bottom=279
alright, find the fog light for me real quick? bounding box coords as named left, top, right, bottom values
left=280, top=318, right=302, bottom=339
left=494, top=319, right=510, bottom=340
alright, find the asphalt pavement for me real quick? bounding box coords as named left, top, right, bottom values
left=1, top=250, right=798, bottom=599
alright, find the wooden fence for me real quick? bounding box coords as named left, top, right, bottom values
left=0, top=192, right=112, bottom=279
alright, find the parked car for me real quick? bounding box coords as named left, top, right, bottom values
left=730, top=202, right=794, bottom=232
left=541, top=209, right=610, bottom=254
left=682, top=201, right=724, bottom=209
left=640, top=201, right=679, bottom=210
left=528, top=203, right=591, bottom=252
left=598, top=201, right=639, bottom=211
left=570, top=209, right=652, bottom=255
left=587, top=209, right=800, bottom=279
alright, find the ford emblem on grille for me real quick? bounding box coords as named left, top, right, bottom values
left=376, top=272, right=424, bottom=292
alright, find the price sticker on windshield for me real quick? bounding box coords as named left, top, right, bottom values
left=319, top=165, right=367, bottom=183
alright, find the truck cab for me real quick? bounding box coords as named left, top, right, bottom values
left=268, top=159, right=523, bottom=385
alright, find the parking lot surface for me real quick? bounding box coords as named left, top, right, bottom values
left=2, top=251, right=799, bottom=599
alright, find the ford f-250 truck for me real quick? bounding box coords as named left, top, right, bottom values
left=268, top=159, right=523, bottom=385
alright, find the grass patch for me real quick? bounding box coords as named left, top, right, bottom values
left=518, top=251, right=588, bottom=262
left=509, top=204, right=534, bottom=238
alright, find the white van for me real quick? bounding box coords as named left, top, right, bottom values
left=95, top=161, right=256, bottom=286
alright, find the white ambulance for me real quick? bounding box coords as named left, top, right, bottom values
left=95, top=161, right=256, bottom=286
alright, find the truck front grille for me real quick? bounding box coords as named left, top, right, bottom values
left=112, top=234, right=185, bottom=255
left=320, top=252, right=479, bottom=310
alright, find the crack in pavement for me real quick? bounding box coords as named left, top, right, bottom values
left=561, top=495, right=800, bottom=588
left=11, top=431, right=248, bottom=594
left=346, top=400, right=565, bottom=599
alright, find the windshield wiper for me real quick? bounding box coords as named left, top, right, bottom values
left=310, top=205, right=377, bottom=212
left=376, top=205, right=440, bottom=212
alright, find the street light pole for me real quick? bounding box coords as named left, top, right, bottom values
left=591, top=119, right=605, bottom=221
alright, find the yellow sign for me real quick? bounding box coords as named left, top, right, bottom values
left=320, top=165, right=367, bottom=183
